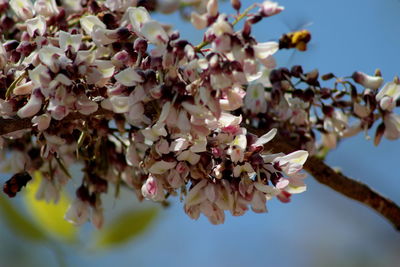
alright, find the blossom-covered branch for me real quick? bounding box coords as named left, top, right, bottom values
left=0, top=0, right=399, bottom=230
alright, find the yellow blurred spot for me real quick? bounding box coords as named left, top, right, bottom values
left=23, top=171, right=77, bottom=243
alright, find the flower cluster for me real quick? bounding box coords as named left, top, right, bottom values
left=1, top=0, right=397, bottom=227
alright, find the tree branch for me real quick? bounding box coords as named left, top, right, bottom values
left=259, top=130, right=400, bottom=231
left=1, top=115, right=400, bottom=230
left=0, top=117, right=32, bottom=136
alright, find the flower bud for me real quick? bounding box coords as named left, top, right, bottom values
left=231, top=0, right=241, bottom=11
left=190, top=12, right=208, bottom=30
left=141, top=174, right=165, bottom=201
left=374, top=122, right=385, bottom=146
left=17, top=89, right=43, bottom=118
left=102, top=13, right=118, bottom=29
left=207, top=0, right=219, bottom=17
left=242, top=21, right=251, bottom=38
left=4, top=40, right=19, bottom=52
left=260, top=1, right=284, bottom=17
left=352, top=71, right=383, bottom=90
left=32, top=113, right=51, bottom=131
left=16, top=41, right=36, bottom=57
left=1, top=16, right=15, bottom=31
left=116, top=27, right=131, bottom=40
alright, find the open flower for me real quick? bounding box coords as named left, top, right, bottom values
left=376, top=81, right=400, bottom=111
left=10, top=0, right=35, bottom=20
left=244, top=83, right=267, bottom=115
left=141, top=21, right=169, bottom=45
left=274, top=150, right=309, bottom=176
left=34, top=0, right=59, bottom=17
left=26, top=15, right=46, bottom=37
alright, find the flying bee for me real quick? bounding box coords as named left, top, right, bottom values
left=278, top=29, right=312, bottom=51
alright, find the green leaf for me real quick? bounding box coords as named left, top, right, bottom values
left=23, top=171, right=78, bottom=243
left=95, top=208, right=158, bottom=249
left=0, top=195, right=47, bottom=242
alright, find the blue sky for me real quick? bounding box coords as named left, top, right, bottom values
left=1, top=0, right=400, bottom=266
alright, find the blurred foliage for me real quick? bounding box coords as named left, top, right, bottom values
left=0, top=195, right=46, bottom=242
left=23, top=172, right=77, bottom=243
left=94, top=207, right=159, bottom=249
left=0, top=170, right=160, bottom=266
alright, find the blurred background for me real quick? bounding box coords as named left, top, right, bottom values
left=1, top=0, right=400, bottom=266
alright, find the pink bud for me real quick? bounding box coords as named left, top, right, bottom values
left=207, top=0, right=219, bottom=17
left=277, top=191, right=291, bottom=203
left=32, top=113, right=51, bottom=131
left=17, top=89, right=43, bottom=118
left=190, top=12, right=208, bottom=30
left=141, top=175, right=165, bottom=201
left=231, top=0, right=241, bottom=11
left=352, top=71, right=383, bottom=90
left=260, top=1, right=284, bottom=17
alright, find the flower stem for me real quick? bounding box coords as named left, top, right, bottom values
left=5, top=71, right=27, bottom=99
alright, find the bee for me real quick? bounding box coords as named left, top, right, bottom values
left=278, top=29, right=312, bottom=52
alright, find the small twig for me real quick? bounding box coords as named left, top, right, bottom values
left=5, top=71, right=27, bottom=98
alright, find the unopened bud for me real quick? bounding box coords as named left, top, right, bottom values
left=306, top=69, right=319, bottom=84
left=322, top=105, right=334, bottom=117
left=321, top=72, right=335, bottom=81
left=16, top=41, right=36, bottom=57
left=190, top=12, right=208, bottom=30
left=260, top=1, right=284, bottom=17
left=134, top=38, right=148, bottom=54
left=249, top=15, right=262, bottom=24
left=4, top=40, right=19, bottom=52
left=76, top=185, right=90, bottom=202
left=89, top=0, right=101, bottom=14
left=242, top=21, right=251, bottom=38
left=1, top=16, right=14, bottom=31
left=170, top=30, right=180, bottom=40
left=374, top=123, right=385, bottom=146
left=231, top=0, right=241, bottom=11
left=290, top=65, right=303, bottom=77
left=207, top=0, right=219, bottom=17
left=352, top=71, right=383, bottom=90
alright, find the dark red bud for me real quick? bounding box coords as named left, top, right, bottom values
left=322, top=105, right=334, bottom=117
left=134, top=38, right=148, bottom=54
left=3, top=172, right=32, bottom=198
left=290, top=65, right=303, bottom=77
left=374, top=123, right=385, bottom=146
